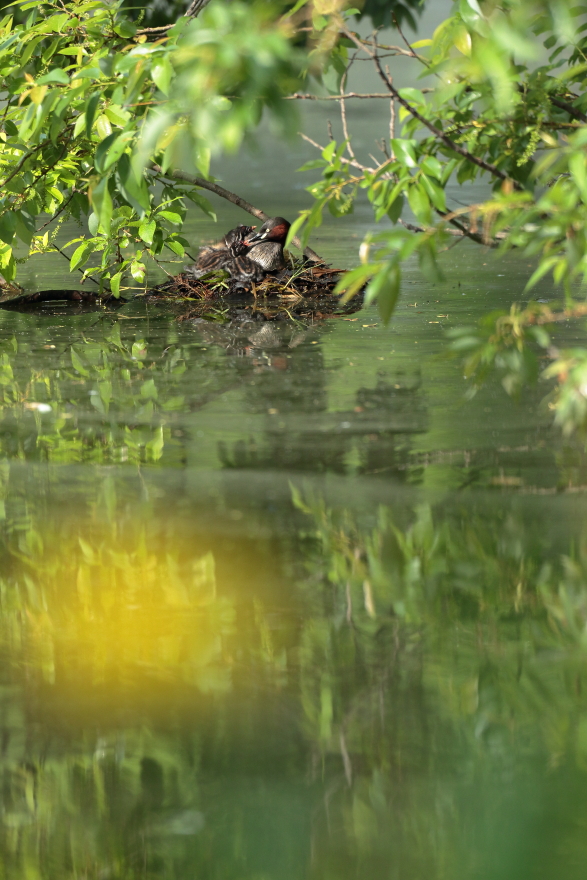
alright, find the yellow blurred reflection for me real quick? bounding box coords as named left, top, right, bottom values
left=1, top=516, right=237, bottom=705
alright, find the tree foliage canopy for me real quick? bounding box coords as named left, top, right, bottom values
left=0, top=0, right=303, bottom=294
left=3, top=0, right=587, bottom=431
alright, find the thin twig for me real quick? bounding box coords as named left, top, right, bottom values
left=37, top=188, right=77, bottom=231
left=51, top=245, right=102, bottom=287
left=339, top=64, right=356, bottom=162
left=299, top=132, right=377, bottom=175
left=392, top=13, right=430, bottom=67
left=149, top=164, right=324, bottom=262
left=286, top=92, right=400, bottom=100
left=0, top=141, right=47, bottom=190
left=135, top=24, right=173, bottom=34
left=361, top=39, right=425, bottom=60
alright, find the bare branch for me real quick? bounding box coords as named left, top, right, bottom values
left=550, top=95, right=587, bottom=124
left=387, top=65, right=395, bottom=157
left=135, top=24, right=174, bottom=34
left=137, top=0, right=211, bottom=35
left=149, top=164, right=324, bottom=263
left=185, top=0, right=211, bottom=16
left=341, top=26, right=522, bottom=191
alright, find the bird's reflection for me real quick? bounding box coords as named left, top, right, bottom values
left=190, top=313, right=426, bottom=479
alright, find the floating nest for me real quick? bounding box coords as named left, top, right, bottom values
left=0, top=259, right=360, bottom=321
left=149, top=259, right=344, bottom=300
left=144, top=259, right=360, bottom=322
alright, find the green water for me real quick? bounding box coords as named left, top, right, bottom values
left=0, top=225, right=586, bottom=879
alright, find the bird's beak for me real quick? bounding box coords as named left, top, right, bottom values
left=245, top=228, right=268, bottom=244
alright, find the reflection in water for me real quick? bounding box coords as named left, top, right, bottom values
left=193, top=314, right=426, bottom=478
left=1, top=295, right=587, bottom=877
left=0, top=461, right=586, bottom=877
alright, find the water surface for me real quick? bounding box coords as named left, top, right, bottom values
left=0, top=228, right=586, bottom=880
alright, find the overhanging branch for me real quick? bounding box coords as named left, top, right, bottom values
left=149, top=165, right=324, bottom=263
left=342, top=26, right=522, bottom=192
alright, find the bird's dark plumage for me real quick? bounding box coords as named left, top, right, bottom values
left=185, top=217, right=291, bottom=286
left=185, top=224, right=257, bottom=279
left=245, top=217, right=291, bottom=274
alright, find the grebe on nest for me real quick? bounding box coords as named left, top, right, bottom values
left=186, top=217, right=291, bottom=286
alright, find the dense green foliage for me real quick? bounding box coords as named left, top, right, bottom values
left=292, top=0, right=587, bottom=432
left=0, top=0, right=302, bottom=293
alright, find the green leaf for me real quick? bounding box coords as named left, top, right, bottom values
left=138, top=219, right=155, bottom=246
left=524, top=256, right=558, bottom=292
left=420, top=174, right=446, bottom=212
left=36, top=68, right=69, bottom=85
left=130, top=260, right=145, bottom=283
left=165, top=239, right=184, bottom=256
left=0, top=211, right=16, bottom=245
left=85, top=93, right=100, bottom=139
left=387, top=193, right=404, bottom=223
left=116, top=153, right=150, bottom=216
left=152, top=57, right=173, bottom=96
left=104, top=130, right=133, bottom=171
left=140, top=378, right=157, bottom=400
left=95, top=115, right=112, bottom=141
left=322, top=140, right=337, bottom=162
left=297, top=159, right=326, bottom=171
left=158, top=210, right=182, bottom=224
left=420, top=155, right=443, bottom=180
left=14, top=210, right=35, bottom=245
left=285, top=213, right=307, bottom=250
left=391, top=139, right=418, bottom=168
left=104, top=105, right=130, bottom=127
left=70, top=240, right=91, bottom=271
left=132, top=340, right=147, bottom=360
left=71, top=346, right=89, bottom=376
left=366, top=262, right=401, bottom=325
left=418, top=240, right=443, bottom=283
left=109, top=270, right=122, bottom=298
left=398, top=87, right=426, bottom=105
left=569, top=151, right=587, bottom=201
left=113, top=19, right=136, bottom=38
left=408, top=184, right=432, bottom=223
left=89, top=176, right=112, bottom=231
left=94, top=131, right=119, bottom=173
left=335, top=263, right=378, bottom=303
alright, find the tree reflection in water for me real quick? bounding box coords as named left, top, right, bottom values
left=0, top=465, right=584, bottom=878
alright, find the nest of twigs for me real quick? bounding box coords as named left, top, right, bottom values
left=149, top=260, right=363, bottom=323
left=148, top=258, right=345, bottom=302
